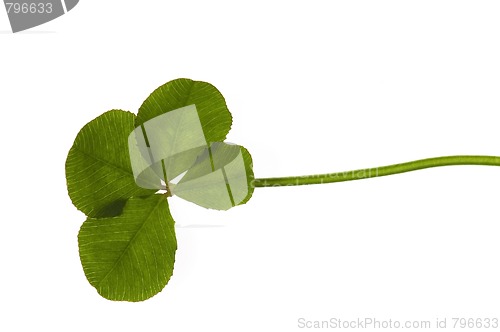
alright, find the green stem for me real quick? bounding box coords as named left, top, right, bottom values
left=253, top=155, right=500, bottom=187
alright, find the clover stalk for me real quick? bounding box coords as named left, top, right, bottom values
left=253, top=155, right=500, bottom=187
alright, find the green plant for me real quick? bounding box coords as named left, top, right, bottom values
left=66, top=78, right=500, bottom=302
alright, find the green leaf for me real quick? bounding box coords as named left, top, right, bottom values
left=172, top=143, right=255, bottom=210
left=136, top=78, right=233, bottom=143
left=66, top=110, right=156, bottom=217
left=78, top=195, right=176, bottom=302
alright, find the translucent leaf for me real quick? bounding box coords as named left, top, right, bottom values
left=129, top=106, right=255, bottom=210
left=172, top=143, right=254, bottom=210
left=66, top=110, right=156, bottom=217
left=129, top=105, right=207, bottom=188
left=78, top=195, right=176, bottom=302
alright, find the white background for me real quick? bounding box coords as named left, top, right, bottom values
left=1, top=1, right=500, bottom=331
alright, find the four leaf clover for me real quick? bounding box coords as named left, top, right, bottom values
left=66, top=78, right=254, bottom=301
left=67, top=78, right=500, bottom=302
